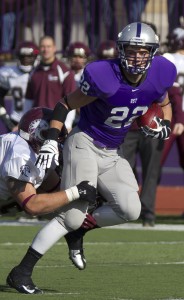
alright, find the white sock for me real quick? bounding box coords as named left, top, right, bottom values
left=31, top=218, right=68, bottom=254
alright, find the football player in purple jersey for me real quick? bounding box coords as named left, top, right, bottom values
left=7, top=22, right=176, bottom=293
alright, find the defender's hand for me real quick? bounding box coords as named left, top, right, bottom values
left=141, top=117, right=171, bottom=140
left=35, top=140, right=59, bottom=170
left=65, top=181, right=96, bottom=203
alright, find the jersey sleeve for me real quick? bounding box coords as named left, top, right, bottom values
left=3, top=156, right=43, bottom=188
left=79, top=60, right=120, bottom=98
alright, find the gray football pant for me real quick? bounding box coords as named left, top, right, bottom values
left=56, top=126, right=141, bottom=230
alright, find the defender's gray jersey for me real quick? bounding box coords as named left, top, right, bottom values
left=0, top=132, right=44, bottom=203
left=0, top=65, right=30, bottom=122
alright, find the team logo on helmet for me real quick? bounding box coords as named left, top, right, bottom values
left=28, top=119, right=49, bottom=142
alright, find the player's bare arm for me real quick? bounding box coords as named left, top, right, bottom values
left=35, top=88, right=97, bottom=170
left=50, top=88, right=97, bottom=132
left=6, top=177, right=96, bottom=216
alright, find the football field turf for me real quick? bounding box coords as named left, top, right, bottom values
left=1, top=223, right=184, bottom=300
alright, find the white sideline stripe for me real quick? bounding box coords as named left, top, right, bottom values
left=1, top=241, right=184, bottom=246
left=44, top=292, right=80, bottom=295
left=1, top=221, right=184, bottom=231
left=111, top=298, right=184, bottom=300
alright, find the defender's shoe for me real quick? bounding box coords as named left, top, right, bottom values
left=6, top=267, right=43, bottom=294
left=69, top=249, right=86, bottom=270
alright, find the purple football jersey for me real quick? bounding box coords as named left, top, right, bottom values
left=78, top=56, right=176, bottom=148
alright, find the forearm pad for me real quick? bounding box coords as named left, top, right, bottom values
left=52, top=102, right=69, bottom=123
left=47, top=102, right=69, bottom=141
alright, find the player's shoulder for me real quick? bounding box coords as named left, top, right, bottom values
left=81, top=59, right=121, bottom=98
left=86, top=58, right=119, bottom=72
left=0, top=65, right=20, bottom=77
left=84, top=59, right=121, bottom=82
left=2, top=133, right=30, bottom=153
left=153, top=55, right=176, bottom=71
left=148, top=55, right=177, bottom=89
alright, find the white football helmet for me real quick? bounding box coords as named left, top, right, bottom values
left=117, top=22, right=159, bottom=74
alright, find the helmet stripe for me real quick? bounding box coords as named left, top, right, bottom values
left=136, top=22, right=142, bottom=37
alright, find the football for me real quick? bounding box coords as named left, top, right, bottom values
left=136, top=102, right=164, bottom=129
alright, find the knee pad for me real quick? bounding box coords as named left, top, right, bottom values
left=120, top=191, right=141, bottom=221
left=64, top=208, right=85, bottom=230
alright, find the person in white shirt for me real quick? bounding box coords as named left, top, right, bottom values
left=0, top=41, right=39, bottom=132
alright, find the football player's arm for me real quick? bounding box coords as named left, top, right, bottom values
left=35, top=88, right=97, bottom=169
left=50, top=88, right=97, bottom=133
left=6, top=177, right=96, bottom=216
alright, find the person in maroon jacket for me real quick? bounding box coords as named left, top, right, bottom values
left=25, top=36, right=76, bottom=130
left=160, top=85, right=184, bottom=167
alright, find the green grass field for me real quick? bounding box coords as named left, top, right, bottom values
left=1, top=223, right=184, bottom=300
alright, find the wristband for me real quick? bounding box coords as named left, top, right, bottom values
left=52, top=102, right=69, bottom=122
left=47, top=128, right=61, bottom=140
left=65, top=186, right=79, bottom=202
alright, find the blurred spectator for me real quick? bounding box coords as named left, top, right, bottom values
left=66, top=41, right=91, bottom=86
left=81, top=0, right=117, bottom=51
left=65, top=41, right=91, bottom=128
left=167, top=0, right=184, bottom=35
left=124, top=0, right=148, bottom=23
left=0, top=41, right=39, bottom=133
left=96, top=40, right=118, bottom=59
left=25, top=36, right=76, bottom=132
left=162, top=27, right=184, bottom=171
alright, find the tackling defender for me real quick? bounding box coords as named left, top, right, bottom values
left=0, top=107, right=96, bottom=293
left=7, top=22, right=176, bottom=293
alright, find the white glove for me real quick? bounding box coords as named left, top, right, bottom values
left=35, top=140, right=59, bottom=170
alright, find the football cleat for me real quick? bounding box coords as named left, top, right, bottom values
left=69, top=249, right=86, bottom=270
left=6, top=267, right=43, bottom=294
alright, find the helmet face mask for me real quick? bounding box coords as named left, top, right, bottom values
left=117, top=22, right=159, bottom=74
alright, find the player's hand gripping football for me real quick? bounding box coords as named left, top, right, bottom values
left=35, top=139, right=59, bottom=170
left=140, top=117, right=171, bottom=140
